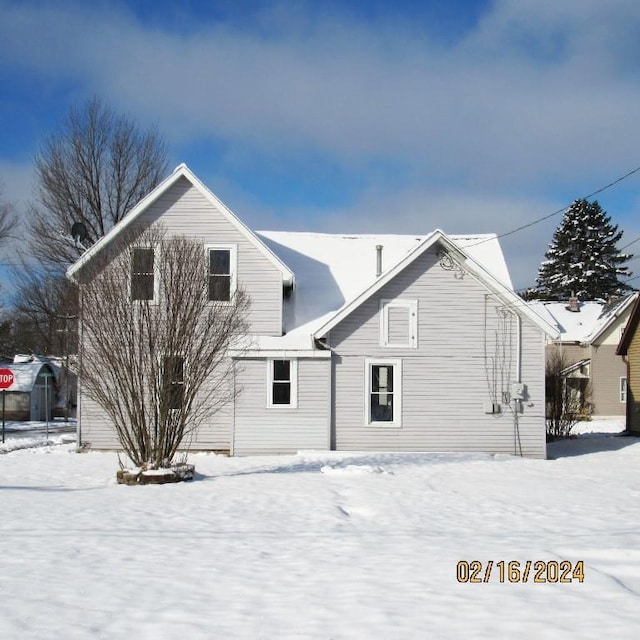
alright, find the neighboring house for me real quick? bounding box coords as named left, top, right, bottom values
left=616, top=294, right=640, bottom=433
left=1, top=360, right=57, bottom=421
left=67, top=164, right=558, bottom=458
left=529, top=294, right=638, bottom=417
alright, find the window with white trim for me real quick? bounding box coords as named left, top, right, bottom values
left=131, top=247, right=156, bottom=301
left=365, top=359, right=402, bottom=426
left=267, top=359, right=298, bottom=408
left=620, top=376, right=628, bottom=403
left=206, top=245, right=237, bottom=303
left=380, top=300, right=417, bottom=348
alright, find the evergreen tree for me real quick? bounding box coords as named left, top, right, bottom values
left=535, top=199, right=632, bottom=301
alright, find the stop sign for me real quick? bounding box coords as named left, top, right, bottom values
left=0, top=368, right=14, bottom=389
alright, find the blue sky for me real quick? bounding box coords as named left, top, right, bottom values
left=2, top=0, right=640, bottom=291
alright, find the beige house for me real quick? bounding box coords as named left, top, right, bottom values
left=530, top=294, right=638, bottom=417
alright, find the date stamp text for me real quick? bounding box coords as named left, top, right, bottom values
left=456, top=560, right=584, bottom=584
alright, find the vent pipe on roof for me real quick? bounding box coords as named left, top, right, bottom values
left=376, top=244, right=383, bottom=277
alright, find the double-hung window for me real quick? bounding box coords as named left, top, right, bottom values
left=380, top=300, right=418, bottom=348
left=131, top=247, right=156, bottom=301
left=206, top=245, right=236, bottom=303
left=620, top=376, right=628, bottom=404
left=365, top=359, right=402, bottom=426
left=267, top=359, right=297, bottom=408
left=163, top=355, right=185, bottom=411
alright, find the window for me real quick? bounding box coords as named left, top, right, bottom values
left=163, top=355, right=185, bottom=410
left=620, top=377, right=628, bottom=404
left=365, top=359, right=402, bottom=426
left=267, top=359, right=297, bottom=408
left=380, top=300, right=417, bottom=348
left=131, top=247, right=155, bottom=301
left=206, top=245, right=236, bottom=302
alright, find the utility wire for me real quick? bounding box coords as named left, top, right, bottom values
left=467, top=164, right=640, bottom=248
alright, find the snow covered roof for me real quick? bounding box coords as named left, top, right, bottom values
left=67, top=163, right=294, bottom=286
left=257, top=230, right=513, bottom=341
left=250, top=229, right=557, bottom=352
left=528, top=293, right=637, bottom=343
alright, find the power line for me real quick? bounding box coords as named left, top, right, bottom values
left=468, top=164, right=640, bottom=248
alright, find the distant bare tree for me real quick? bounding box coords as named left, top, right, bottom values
left=545, top=349, right=592, bottom=439
left=73, top=226, right=250, bottom=473
left=12, top=266, right=78, bottom=355
left=0, top=184, right=18, bottom=247
left=29, top=96, right=168, bottom=269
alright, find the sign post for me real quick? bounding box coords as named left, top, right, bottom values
left=0, top=368, right=15, bottom=443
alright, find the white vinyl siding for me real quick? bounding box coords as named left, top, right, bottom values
left=136, top=177, right=283, bottom=335
left=234, top=358, right=330, bottom=455
left=327, top=245, right=547, bottom=458
left=380, top=299, right=417, bottom=348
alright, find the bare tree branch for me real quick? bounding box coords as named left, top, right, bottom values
left=76, top=225, right=250, bottom=469
left=0, top=183, right=18, bottom=246
left=29, top=96, right=168, bottom=268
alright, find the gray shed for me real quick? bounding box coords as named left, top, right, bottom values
left=1, top=362, right=57, bottom=421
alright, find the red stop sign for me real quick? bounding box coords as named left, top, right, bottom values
left=0, top=368, right=14, bottom=389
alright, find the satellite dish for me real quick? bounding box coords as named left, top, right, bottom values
left=71, top=222, right=87, bottom=243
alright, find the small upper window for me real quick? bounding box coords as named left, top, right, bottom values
left=131, top=247, right=155, bottom=301
left=380, top=300, right=418, bottom=348
left=206, top=246, right=236, bottom=302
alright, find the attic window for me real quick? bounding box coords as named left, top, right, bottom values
left=131, top=247, right=155, bottom=301
left=380, top=300, right=418, bottom=348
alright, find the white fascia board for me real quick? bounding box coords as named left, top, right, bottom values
left=313, top=229, right=559, bottom=341
left=66, top=163, right=295, bottom=286
left=586, top=291, right=638, bottom=343
left=230, top=348, right=331, bottom=359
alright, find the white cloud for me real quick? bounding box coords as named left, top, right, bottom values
left=1, top=0, right=640, bottom=289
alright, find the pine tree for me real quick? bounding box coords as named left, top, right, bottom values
left=535, top=199, right=632, bottom=301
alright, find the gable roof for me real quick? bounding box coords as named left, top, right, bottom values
left=258, top=229, right=557, bottom=342
left=529, top=293, right=637, bottom=344
left=66, top=163, right=294, bottom=285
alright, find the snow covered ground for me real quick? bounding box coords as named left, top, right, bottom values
left=1, top=418, right=639, bottom=639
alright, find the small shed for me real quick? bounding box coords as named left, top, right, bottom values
left=1, top=362, right=58, bottom=421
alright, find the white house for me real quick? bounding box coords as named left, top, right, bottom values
left=67, top=164, right=558, bottom=458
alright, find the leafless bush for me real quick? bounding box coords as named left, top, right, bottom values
left=545, top=349, right=592, bottom=440
left=76, top=225, right=249, bottom=469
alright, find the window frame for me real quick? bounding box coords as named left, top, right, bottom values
left=364, top=358, right=402, bottom=427
left=620, top=376, right=628, bottom=404
left=266, top=358, right=298, bottom=409
left=379, top=299, right=418, bottom=348
left=130, top=245, right=159, bottom=303
left=204, top=244, right=237, bottom=305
